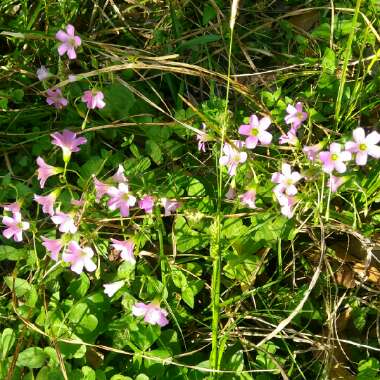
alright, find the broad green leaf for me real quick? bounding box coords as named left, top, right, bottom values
left=0, top=328, right=16, bottom=359
left=0, top=246, right=27, bottom=261
left=17, top=347, right=48, bottom=368
left=67, top=273, right=90, bottom=298
left=4, top=277, right=31, bottom=297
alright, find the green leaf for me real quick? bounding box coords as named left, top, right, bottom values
left=357, top=358, right=380, bottom=379
left=0, top=246, right=27, bottom=261
left=171, top=269, right=187, bottom=289
left=17, top=347, right=48, bottom=368
left=203, top=4, right=217, bottom=25
left=145, top=139, right=163, bottom=165
left=4, top=277, right=31, bottom=297
left=67, top=273, right=90, bottom=298
left=181, top=287, right=194, bottom=308
left=100, top=83, right=135, bottom=120
left=0, top=328, right=16, bottom=359
left=187, top=178, right=205, bottom=197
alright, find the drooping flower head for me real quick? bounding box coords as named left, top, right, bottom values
left=284, top=102, right=308, bottom=129
left=161, top=198, right=180, bottom=216
left=132, top=302, right=169, bottom=327
left=2, top=202, right=21, bottom=214
left=225, top=187, right=236, bottom=200
left=238, top=115, right=272, bottom=149
left=51, top=211, right=77, bottom=234
left=37, top=66, right=51, bottom=81
left=219, top=140, right=247, bottom=176
left=41, top=237, right=62, bottom=261
left=111, top=164, right=127, bottom=184
left=2, top=212, right=29, bottom=242
left=271, top=163, right=302, bottom=196
left=51, top=129, right=87, bottom=163
left=240, top=190, right=256, bottom=209
left=110, top=238, right=135, bottom=264
left=56, top=24, right=81, bottom=60
left=138, top=195, right=155, bottom=214
left=327, top=175, right=346, bottom=193
left=103, top=281, right=125, bottom=297
left=319, top=143, right=351, bottom=174
left=62, top=241, right=96, bottom=274
left=107, top=183, right=136, bottom=217
left=81, top=90, right=106, bottom=110
left=303, top=143, right=323, bottom=161
left=275, top=192, right=297, bottom=218
left=46, top=88, right=68, bottom=109
left=93, top=177, right=110, bottom=203
left=36, top=157, right=63, bottom=188
left=196, top=123, right=210, bottom=152
left=345, top=127, right=380, bottom=166
left=34, top=193, right=57, bottom=216
left=279, top=130, right=298, bottom=146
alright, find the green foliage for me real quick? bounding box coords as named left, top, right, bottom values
left=0, top=0, right=379, bottom=379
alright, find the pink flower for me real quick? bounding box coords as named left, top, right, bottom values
left=303, top=143, right=323, bottom=161
left=196, top=123, right=209, bottom=152
left=327, top=175, right=346, bottom=193
left=284, top=102, right=308, bottom=129
left=93, top=177, right=110, bottom=202
left=161, top=198, right=180, bottom=216
left=2, top=212, right=29, bottom=242
left=275, top=192, right=297, bottom=218
left=103, top=281, right=125, bottom=297
left=138, top=195, right=154, bottom=214
left=225, top=187, right=236, bottom=200
left=34, top=193, right=56, bottom=216
left=56, top=24, right=81, bottom=60
left=51, top=129, right=87, bottom=162
left=238, top=115, right=272, bottom=149
left=107, top=183, right=136, bottom=217
left=81, top=90, right=106, bottom=110
left=2, top=202, right=20, bottom=214
left=46, top=88, right=68, bottom=109
left=319, top=143, right=351, bottom=174
left=132, top=302, right=169, bottom=327
left=111, top=164, right=127, bottom=184
left=41, top=237, right=62, bottom=261
left=37, top=66, right=50, bottom=81
left=51, top=211, right=77, bottom=233
left=62, top=241, right=96, bottom=274
left=240, top=190, right=256, bottom=208
left=345, top=127, right=380, bottom=166
left=36, top=157, right=62, bottom=188
left=219, top=141, right=247, bottom=176
left=279, top=130, right=298, bottom=146
left=110, top=238, right=135, bottom=264
left=71, top=199, right=84, bottom=207
left=271, top=163, right=302, bottom=196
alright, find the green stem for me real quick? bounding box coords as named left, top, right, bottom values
left=210, top=1, right=238, bottom=375
left=334, top=0, right=362, bottom=124
left=155, top=207, right=167, bottom=289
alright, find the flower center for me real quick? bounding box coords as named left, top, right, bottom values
left=296, top=112, right=304, bottom=120
left=232, top=153, right=241, bottom=163
left=331, top=153, right=338, bottom=161
left=250, top=128, right=259, bottom=136
left=359, top=143, right=367, bottom=151
left=122, top=193, right=130, bottom=201
left=286, top=178, right=293, bottom=185
left=17, top=222, right=24, bottom=229
left=69, top=37, right=76, bottom=47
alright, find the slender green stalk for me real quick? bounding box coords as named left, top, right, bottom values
left=334, top=0, right=362, bottom=124
left=209, top=0, right=239, bottom=375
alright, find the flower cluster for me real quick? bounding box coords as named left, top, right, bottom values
left=196, top=103, right=380, bottom=218
left=2, top=124, right=174, bottom=327
left=38, top=24, right=106, bottom=111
